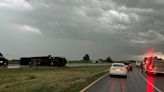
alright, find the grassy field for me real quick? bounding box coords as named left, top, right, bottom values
left=0, top=66, right=108, bottom=92
left=9, top=60, right=111, bottom=65
left=68, top=60, right=92, bottom=64
left=8, top=60, right=19, bottom=64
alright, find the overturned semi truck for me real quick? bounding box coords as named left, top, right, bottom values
left=0, top=53, right=8, bottom=67
left=20, top=55, right=67, bottom=67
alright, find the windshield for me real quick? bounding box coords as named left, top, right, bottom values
left=113, top=64, right=124, bottom=67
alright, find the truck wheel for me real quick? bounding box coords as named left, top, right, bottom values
left=3, top=62, right=8, bottom=67
left=50, top=62, right=54, bottom=66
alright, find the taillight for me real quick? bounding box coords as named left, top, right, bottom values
left=128, top=64, right=132, bottom=66
left=120, top=68, right=126, bottom=71
left=111, top=68, right=115, bottom=71
left=148, top=65, right=153, bottom=70
left=145, top=60, right=149, bottom=65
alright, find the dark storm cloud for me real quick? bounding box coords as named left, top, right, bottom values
left=1, top=0, right=164, bottom=60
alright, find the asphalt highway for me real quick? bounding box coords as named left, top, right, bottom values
left=86, top=67, right=164, bottom=92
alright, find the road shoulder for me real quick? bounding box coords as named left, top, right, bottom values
left=80, top=73, right=108, bottom=92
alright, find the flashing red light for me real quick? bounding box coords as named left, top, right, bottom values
left=129, top=64, right=132, bottom=66
left=147, top=76, right=154, bottom=92
left=145, top=60, right=149, bottom=65
left=148, top=65, right=153, bottom=70
left=145, top=49, right=155, bottom=58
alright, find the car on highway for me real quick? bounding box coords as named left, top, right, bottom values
left=124, top=62, right=133, bottom=71
left=109, top=63, right=128, bottom=77
left=136, top=61, right=141, bottom=67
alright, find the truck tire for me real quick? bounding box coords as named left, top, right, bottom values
left=3, top=62, right=8, bottom=67
left=50, top=61, right=54, bottom=66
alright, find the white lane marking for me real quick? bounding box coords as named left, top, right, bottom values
left=8, top=66, right=21, bottom=69
left=80, top=73, right=108, bottom=92
left=139, top=71, right=162, bottom=92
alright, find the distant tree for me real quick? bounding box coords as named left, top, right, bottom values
left=99, top=58, right=103, bottom=61
left=106, top=57, right=112, bottom=62
left=98, top=58, right=105, bottom=63
left=129, top=60, right=135, bottom=62
left=83, top=54, right=90, bottom=61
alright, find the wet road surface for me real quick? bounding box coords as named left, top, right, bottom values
left=86, top=67, right=163, bottom=92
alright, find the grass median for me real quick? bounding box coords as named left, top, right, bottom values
left=0, top=66, right=109, bottom=92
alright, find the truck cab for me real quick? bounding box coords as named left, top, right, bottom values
left=0, top=56, right=8, bottom=67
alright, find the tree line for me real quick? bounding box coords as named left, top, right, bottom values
left=83, top=54, right=112, bottom=62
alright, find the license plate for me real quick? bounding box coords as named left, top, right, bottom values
left=0, top=61, right=3, bottom=63
left=116, top=69, right=120, bottom=71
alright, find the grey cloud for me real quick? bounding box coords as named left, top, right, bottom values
left=15, top=0, right=164, bottom=59
left=0, top=0, right=164, bottom=60
left=113, top=0, right=164, bottom=10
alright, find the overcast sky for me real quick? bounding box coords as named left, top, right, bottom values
left=0, top=0, right=164, bottom=60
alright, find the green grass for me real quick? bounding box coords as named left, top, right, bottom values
left=68, top=60, right=113, bottom=64
left=8, top=60, right=86, bottom=64
left=8, top=60, right=19, bottom=64
left=9, top=60, right=93, bottom=65
left=9, top=60, right=112, bottom=65
left=0, top=66, right=108, bottom=92
left=68, top=60, right=92, bottom=64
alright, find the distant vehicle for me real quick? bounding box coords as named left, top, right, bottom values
left=20, top=55, right=67, bottom=67
left=109, top=63, right=128, bottom=77
left=92, top=60, right=101, bottom=63
left=136, top=61, right=141, bottom=67
left=0, top=56, right=8, bottom=67
left=124, top=62, right=133, bottom=71
left=143, top=57, right=164, bottom=75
